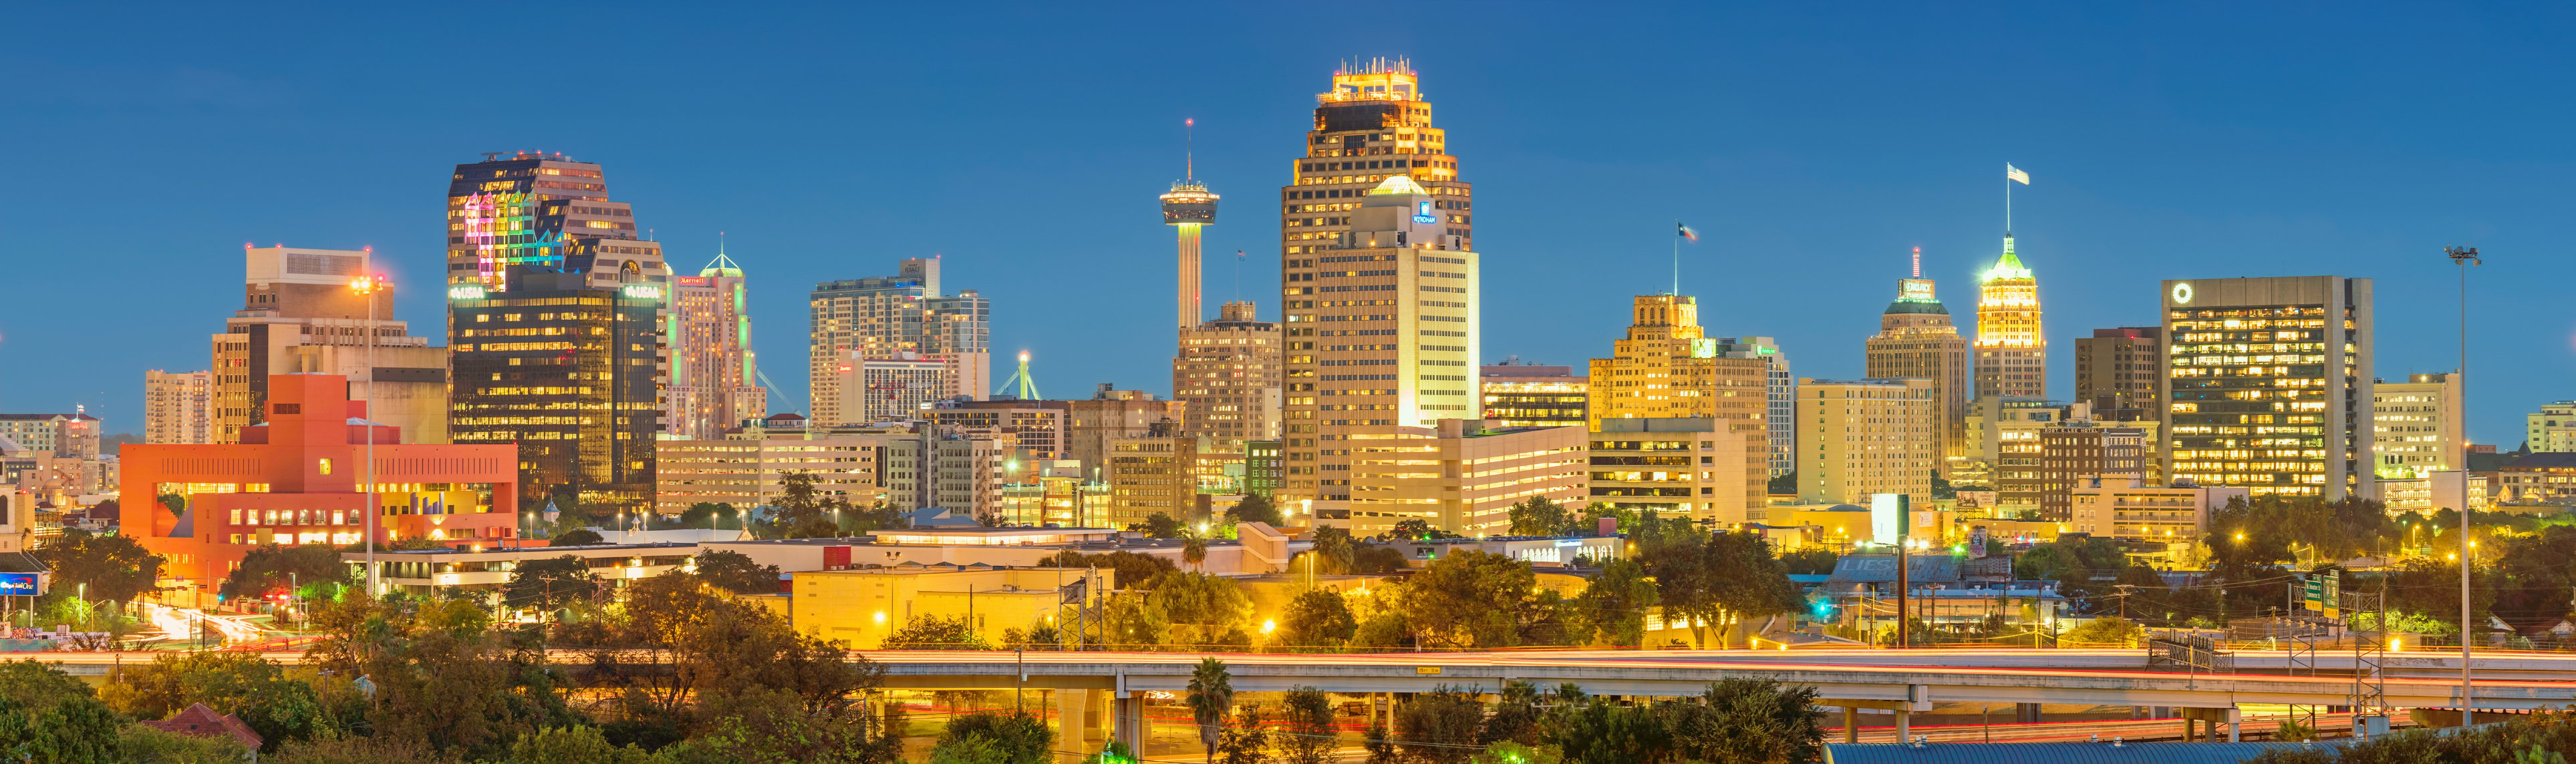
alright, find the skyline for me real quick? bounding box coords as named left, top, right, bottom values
left=3, top=5, right=2569, bottom=446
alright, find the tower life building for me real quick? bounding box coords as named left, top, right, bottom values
left=1864, top=250, right=1970, bottom=461
left=2160, top=276, right=2374, bottom=500
left=214, top=245, right=448, bottom=445
left=1587, top=295, right=1772, bottom=516
left=1174, top=301, right=1282, bottom=446
left=2073, top=327, right=2163, bottom=419
left=1974, top=235, right=2046, bottom=399
left=449, top=269, right=665, bottom=507
left=809, top=257, right=990, bottom=426
left=667, top=249, right=766, bottom=439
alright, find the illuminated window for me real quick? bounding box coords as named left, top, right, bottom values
left=317, top=458, right=333, bottom=475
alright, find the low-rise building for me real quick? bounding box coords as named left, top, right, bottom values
left=654, top=431, right=889, bottom=515
left=1479, top=363, right=1588, bottom=429
left=356, top=542, right=707, bottom=600
left=2067, top=477, right=2247, bottom=547
left=788, top=564, right=1111, bottom=649
left=1344, top=420, right=1589, bottom=538
left=2499, top=453, right=2576, bottom=504
left=1586, top=417, right=1757, bottom=525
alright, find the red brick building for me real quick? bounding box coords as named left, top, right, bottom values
left=124, top=373, right=520, bottom=598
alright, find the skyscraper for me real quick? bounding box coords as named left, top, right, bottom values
left=1974, top=235, right=2046, bottom=399
left=1174, top=301, right=1282, bottom=446
left=1709, top=337, right=1795, bottom=479
left=668, top=248, right=766, bottom=439
left=2073, top=327, right=2164, bottom=417
left=144, top=370, right=214, bottom=445
left=1587, top=295, right=1770, bottom=515
left=448, top=269, right=664, bottom=507
left=1864, top=248, right=1970, bottom=461
left=214, top=245, right=448, bottom=445
left=2160, top=276, right=2374, bottom=500
left=809, top=258, right=990, bottom=425
left=444, top=152, right=666, bottom=293
left=1796, top=378, right=1936, bottom=506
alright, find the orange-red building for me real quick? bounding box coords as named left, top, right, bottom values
left=124, top=374, right=520, bottom=598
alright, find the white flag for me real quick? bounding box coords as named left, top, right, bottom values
left=2006, top=164, right=2030, bottom=185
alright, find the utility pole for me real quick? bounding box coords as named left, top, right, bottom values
left=2447, top=245, right=2480, bottom=725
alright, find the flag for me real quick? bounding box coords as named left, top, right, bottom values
left=2006, top=164, right=2030, bottom=185
left=1677, top=223, right=1699, bottom=242
left=1236, top=249, right=1245, bottom=260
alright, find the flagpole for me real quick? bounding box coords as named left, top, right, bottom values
left=1672, top=220, right=1681, bottom=297
left=2005, top=163, right=2013, bottom=236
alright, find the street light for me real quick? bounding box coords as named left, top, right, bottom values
left=2446, top=244, right=2480, bottom=724
left=351, top=273, right=386, bottom=597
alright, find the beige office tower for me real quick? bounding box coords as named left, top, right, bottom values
left=1796, top=378, right=1936, bottom=506
left=1974, top=235, right=2047, bottom=399
left=1066, top=385, right=1188, bottom=478
left=2161, top=276, right=2374, bottom=500
left=1278, top=174, right=1479, bottom=508
left=809, top=257, right=990, bottom=425
left=1864, top=248, right=1971, bottom=461
left=1586, top=295, right=1769, bottom=510
left=212, top=245, right=448, bottom=445
left=2372, top=372, right=2463, bottom=476
left=1174, top=301, right=1282, bottom=447
left=667, top=250, right=765, bottom=438
left=831, top=352, right=958, bottom=425
left=1277, top=59, right=1476, bottom=506
left=144, top=370, right=215, bottom=445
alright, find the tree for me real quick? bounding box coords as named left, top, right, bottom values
left=884, top=615, right=993, bottom=650
left=35, top=528, right=162, bottom=602
left=1570, top=558, right=1657, bottom=647
left=694, top=549, right=782, bottom=595
left=1183, top=537, right=1208, bottom=572
left=1765, top=471, right=1796, bottom=495
left=1351, top=544, right=1412, bottom=574
left=1401, top=550, right=1569, bottom=648
left=678, top=502, right=743, bottom=530
left=1041, top=550, right=1177, bottom=589
left=938, top=712, right=1053, bottom=764
left=500, top=725, right=658, bottom=764
left=1384, top=518, right=1457, bottom=541
left=100, top=651, right=335, bottom=748
left=1278, top=589, right=1357, bottom=648
left=1149, top=572, right=1254, bottom=648
left=1231, top=494, right=1284, bottom=528
left=502, top=555, right=600, bottom=612
left=0, top=660, right=125, bottom=761
left=157, top=493, right=188, bottom=516
left=1480, top=681, right=1544, bottom=746
left=1779, top=549, right=1837, bottom=576
left=551, top=528, right=606, bottom=546
left=760, top=471, right=851, bottom=539
left=1507, top=496, right=1572, bottom=536
left=219, top=542, right=350, bottom=601
left=1137, top=512, right=1185, bottom=539
left=1186, top=657, right=1235, bottom=764
left=1392, top=687, right=1483, bottom=764
left=1637, top=523, right=1806, bottom=648
left=1276, top=687, right=1338, bottom=764
left=1217, top=704, right=1271, bottom=764
left=1668, top=679, right=1824, bottom=764
left=1310, top=526, right=1358, bottom=574
left=2062, top=616, right=2144, bottom=646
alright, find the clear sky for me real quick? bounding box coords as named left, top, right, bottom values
left=3, top=3, right=2567, bottom=446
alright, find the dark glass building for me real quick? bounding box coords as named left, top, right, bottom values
left=448, top=269, right=664, bottom=508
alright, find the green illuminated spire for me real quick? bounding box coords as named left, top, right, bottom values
left=701, top=233, right=744, bottom=277
left=1980, top=234, right=2031, bottom=283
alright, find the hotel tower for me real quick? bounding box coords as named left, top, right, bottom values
left=1276, top=59, right=1479, bottom=509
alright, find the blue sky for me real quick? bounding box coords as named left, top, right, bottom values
left=3, top=3, right=2568, bottom=446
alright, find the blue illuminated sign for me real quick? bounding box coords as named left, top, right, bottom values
left=1412, top=201, right=1437, bottom=224
left=0, top=573, right=39, bottom=596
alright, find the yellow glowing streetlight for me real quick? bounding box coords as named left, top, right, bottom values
left=1260, top=619, right=1276, bottom=634
left=349, top=272, right=387, bottom=596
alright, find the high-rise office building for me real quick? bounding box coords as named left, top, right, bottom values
left=809, top=258, right=989, bottom=425
left=2372, top=372, right=2463, bottom=476
left=1174, top=301, right=1282, bottom=446
left=1864, top=249, right=1969, bottom=461
left=1278, top=175, right=1480, bottom=507
left=2073, top=327, right=2164, bottom=418
left=448, top=269, right=664, bottom=507
left=144, top=370, right=215, bottom=445
left=1711, top=337, right=1795, bottom=478
left=2526, top=401, right=2576, bottom=453
left=832, top=353, right=957, bottom=425
left=1350, top=419, right=1587, bottom=537
left=1796, top=378, right=1936, bottom=506
left=1277, top=59, right=1476, bottom=508
left=1066, top=385, right=1188, bottom=479
left=214, top=245, right=448, bottom=445
left=2160, top=276, right=2375, bottom=500
left=444, top=152, right=666, bottom=293
left=1587, top=295, right=1769, bottom=510
left=667, top=249, right=766, bottom=439
left=1479, top=362, right=1588, bottom=429
left=1974, top=236, right=2046, bottom=399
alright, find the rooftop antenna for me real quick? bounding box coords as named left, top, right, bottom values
left=1185, top=118, right=1195, bottom=182
left=1912, top=246, right=1922, bottom=278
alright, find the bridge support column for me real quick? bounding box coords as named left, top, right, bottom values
left=2228, top=707, right=2241, bottom=742
left=1895, top=709, right=1910, bottom=743
left=1844, top=707, right=1860, bottom=743
left=2181, top=717, right=2196, bottom=742
left=1056, top=689, right=1089, bottom=762
left=1113, top=693, right=1145, bottom=756
left=2016, top=703, right=2041, bottom=723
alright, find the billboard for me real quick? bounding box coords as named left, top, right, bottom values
left=0, top=572, right=39, bottom=596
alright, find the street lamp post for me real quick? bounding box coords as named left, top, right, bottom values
left=351, top=274, right=385, bottom=597
left=2446, top=245, right=2479, bottom=724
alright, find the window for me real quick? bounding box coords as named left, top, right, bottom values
left=317, top=458, right=333, bottom=475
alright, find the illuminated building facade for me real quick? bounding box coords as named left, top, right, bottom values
left=885, top=424, right=1006, bottom=518
left=1163, top=159, right=1219, bottom=329
left=443, top=152, right=666, bottom=293
left=448, top=269, right=665, bottom=507
left=1710, top=337, right=1795, bottom=478
left=1174, top=301, right=1282, bottom=445
left=654, top=433, right=887, bottom=515
left=1278, top=175, right=1479, bottom=508
left=144, top=370, right=216, bottom=445
left=2372, top=372, right=2463, bottom=479
left=1587, top=295, right=1769, bottom=508
left=667, top=250, right=765, bottom=439
left=1796, top=378, right=1935, bottom=506
left=1864, top=250, right=1969, bottom=461
left=923, top=399, right=1070, bottom=461
left=214, top=246, right=448, bottom=445
left=2529, top=402, right=2576, bottom=453
left=831, top=352, right=956, bottom=425
left=1587, top=417, right=1755, bottom=524
left=1277, top=60, right=1477, bottom=508
left=124, top=374, right=519, bottom=598
left=1479, top=363, right=1588, bottom=429
left=1108, top=428, right=1211, bottom=528
left=0, top=413, right=99, bottom=459
left=809, top=258, right=989, bottom=425
left=2160, top=276, right=2375, bottom=500
left=1347, top=421, right=1587, bottom=538
left=1973, top=236, right=2047, bottom=399
left=2074, top=327, right=2163, bottom=419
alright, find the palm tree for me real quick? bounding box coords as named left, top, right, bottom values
left=1186, top=656, right=1234, bottom=764
left=1183, top=537, right=1208, bottom=572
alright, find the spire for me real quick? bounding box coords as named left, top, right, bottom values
left=700, top=232, right=743, bottom=277
left=1184, top=118, right=1195, bottom=182
left=1981, top=234, right=2030, bottom=283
